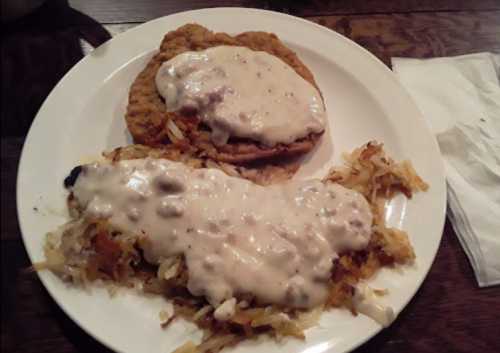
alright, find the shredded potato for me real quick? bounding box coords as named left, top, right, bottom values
left=193, top=306, right=213, bottom=322
left=172, top=341, right=198, bottom=353
left=197, top=334, right=240, bottom=353
left=325, top=141, right=428, bottom=224
left=36, top=141, right=427, bottom=353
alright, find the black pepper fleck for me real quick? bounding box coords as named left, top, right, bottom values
left=63, top=165, right=82, bottom=188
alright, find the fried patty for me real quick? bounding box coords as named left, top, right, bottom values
left=102, top=144, right=300, bottom=186
left=126, top=24, right=324, bottom=164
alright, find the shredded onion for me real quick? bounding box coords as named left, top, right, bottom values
left=296, top=305, right=323, bottom=330
left=167, top=119, right=184, bottom=140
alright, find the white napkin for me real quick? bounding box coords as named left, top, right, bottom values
left=392, top=53, right=500, bottom=287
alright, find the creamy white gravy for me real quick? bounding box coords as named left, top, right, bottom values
left=72, top=159, right=372, bottom=308
left=155, top=46, right=326, bottom=146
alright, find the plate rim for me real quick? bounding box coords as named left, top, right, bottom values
left=16, top=7, right=447, bottom=353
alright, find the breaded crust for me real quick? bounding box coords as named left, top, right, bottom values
left=126, top=24, right=324, bottom=163
left=102, top=144, right=300, bottom=186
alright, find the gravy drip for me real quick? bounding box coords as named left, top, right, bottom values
left=155, top=46, right=326, bottom=146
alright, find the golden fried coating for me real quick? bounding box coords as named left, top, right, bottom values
left=126, top=24, right=324, bottom=164
left=103, top=144, right=300, bottom=186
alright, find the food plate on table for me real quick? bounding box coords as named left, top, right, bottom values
left=17, top=8, right=446, bottom=353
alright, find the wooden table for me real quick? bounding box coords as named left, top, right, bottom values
left=1, top=1, right=499, bottom=352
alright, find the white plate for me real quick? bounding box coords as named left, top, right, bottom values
left=17, top=8, right=446, bottom=353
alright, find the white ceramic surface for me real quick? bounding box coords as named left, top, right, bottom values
left=17, top=8, right=446, bottom=353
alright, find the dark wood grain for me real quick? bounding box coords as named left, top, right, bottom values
left=68, top=0, right=500, bottom=23
left=68, top=0, right=266, bottom=24
left=311, top=11, right=500, bottom=66
left=2, top=1, right=500, bottom=353
left=268, top=0, right=500, bottom=16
